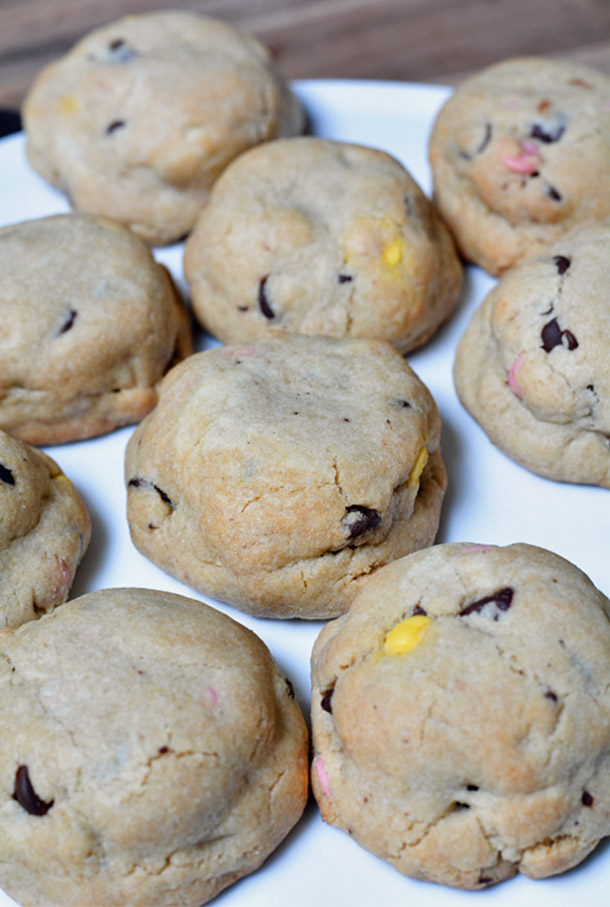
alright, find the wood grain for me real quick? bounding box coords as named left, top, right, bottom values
left=0, top=0, right=608, bottom=108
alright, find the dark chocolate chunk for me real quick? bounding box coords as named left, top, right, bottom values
left=13, top=765, right=54, bottom=816
left=106, top=119, right=126, bottom=134
left=128, top=477, right=175, bottom=508
left=545, top=690, right=558, bottom=702
left=545, top=184, right=563, bottom=202
left=321, top=687, right=334, bottom=713
left=541, top=318, right=579, bottom=352
left=158, top=746, right=169, bottom=754
left=284, top=677, right=295, bottom=699
left=258, top=275, right=275, bottom=319
left=58, top=309, right=77, bottom=334
left=343, top=505, right=381, bottom=540
left=0, top=463, right=15, bottom=486
left=128, top=477, right=143, bottom=488
left=478, top=876, right=493, bottom=885
left=412, top=603, right=427, bottom=616
left=581, top=791, right=594, bottom=807
left=553, top=254, right=571, bottom=275
left=460, top=587, right=514, bottom=619
left=466, top=784, right=479, bottom=791
left=530, top=121, right=566, bottom=143
left=338, top=273, right=353, bottom=283
left=153, top=484, right=173, bottom=507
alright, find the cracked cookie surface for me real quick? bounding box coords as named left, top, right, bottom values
left=0, top=587, right=308, bottom=905
left=0, top=429, right=90, bottom=629
left=0, top=213, right=192, bottom=444
left=124, top=332, right=446, bottom=619
left=22, top=11, right=303, bottom=245
left=183, top=137, right=462, bottom=354
left=310, top=542, right=610, bottom=889
left=428, top=57, right=610, bottom=275
left=453, top=222, right=610, bottom=487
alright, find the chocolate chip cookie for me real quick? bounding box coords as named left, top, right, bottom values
left=453, top=222, right=610, bottom=486
left=184, top=137, right=462, bottom=353
left=311, top=542, right=610, bottom=889
left=429, top=57, right=610, bottom=275
left=0, top=429, right=90, bottom=629
left=125, top=332, right=446, bottom=619
left=0, top=213, right=192, bottom=444
left=0, top=587, right=308, bottom=905
left=22, top=11, right=303, bottom=245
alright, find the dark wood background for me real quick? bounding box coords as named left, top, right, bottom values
left=0, top=0, right=608, bottom=110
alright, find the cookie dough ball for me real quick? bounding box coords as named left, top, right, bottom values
left=429, top=57, right=610, bottom=275
left=22, top=11, right=303, bottom=246
left=0, top=213, right=192, bottom=444
left=453, top=222, right=610, bottom=487
left=311, top=542, right=610, bottom=889
left=0, top=587, right=308, bottom=906
left=184, top=137, right=462, bottom=354
left=125, top=333, right=446, bottom=619
left=0, top=430, right=90, bottom=629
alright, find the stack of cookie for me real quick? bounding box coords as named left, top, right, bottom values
left=0, top=11, right=608, bottom=906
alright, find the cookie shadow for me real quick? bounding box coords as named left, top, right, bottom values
left=435, top=409, right=463, bottom=545
left=68, top=488, right=108, bottom=599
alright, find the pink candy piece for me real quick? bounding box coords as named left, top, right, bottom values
left=206, top=686, right=218, bottom=707
left=508, top=355, right=523, bottom=398
left=465, top=545, right=492, bottom=553
left=314, top=755, right=331, bottom=798
left=501, top=151, right=540, bottom=174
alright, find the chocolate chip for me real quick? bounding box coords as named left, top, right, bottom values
left=237, top=305, right=249, bottom=312
left=545, top=690, right=558, bottom=702
left=466, top=784, right=479, bottom=791
left=128, top=477, right=143, bottom=488
left=581, top=791, right=594, bottom=807
left=13, top=765, right=54, bottom=816
left=284, top=677, right=295, bottom=699
left=258, top=276, right=275, bottom=319
left=107, top=39, right=135, bottom=62
left=158, top=746, right=169, bottom=754
left=478, top=876, right=493, bottom=885
left=459, top=122, right=492, bottom=159
left=153, top=484, right=173, bottom=507
left=0, top=463, right=15, bottom=485
left=530, top=122, right=566, bottom=143
left=128, top=478, right=174, bottom=508
left=342, top=505, right=381, bottom=540
left=412, top=604, right=427, bottom=616
left=545, top=184, right=563, bottom=202
left=553, top=254, right=571, bottom=275
left=338, top=273, right=353, bottom=283
left=321, top=687, right=334, bottom=713
left=58, top=309, right=77, bottom=334
left=460, top=587, right=514, bottom=619
left=541, top=318, right=578, bottom=352
left=106, top=120, right=126, bottom=134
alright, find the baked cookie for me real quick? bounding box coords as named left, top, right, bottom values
left=0, top=587, right=308, bottom=906
left=125, top=332, right=446, bottom=619
left=184, top=137, right=462, bottom=353
left=428, top=57, right=610, bottom=275
left=0, top=213, right=192, bottom=445
left=0, top=429, right=90, bottom=629
left=22, top=11, right=303, bottom=245
left=311, top=542, right=610, bottom=889
left=453, top=222, right=610, bottom=487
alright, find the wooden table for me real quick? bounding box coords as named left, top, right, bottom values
left=1, top=0, right=608, bottom=113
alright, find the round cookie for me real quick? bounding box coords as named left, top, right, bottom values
left=0, top=213, right=192, bottom=445
left=22, top=11, right=303, bottom=245
left=0, top=587, right=308, bottom=906
left=183, top=137, right=462, bottom=354
left=125, top=332, right=447, bottom=619
left=453, top=222, right=610, bottom=487
left=310, top=542, right=610, bottom=890
left=0, top=429, right=90, bottom=629
left=428, top=57, right=610, bottom=275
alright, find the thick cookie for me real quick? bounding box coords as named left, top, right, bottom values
left=310, top=542, right=610, bottom=889
left=22, top=11, right=303, bottom=245
left=429, top=57, right=610, bottom=275
left=0, top=213, right=192, bottom=445
left=0, top=430, right=90, bottom=629
left=184, top=137, right=462, bottom=354
left=125, top=333, right=446, bottom=619
left=453, top=222, right=610, bottom=487
left=0, top=587, right=308, bottom=906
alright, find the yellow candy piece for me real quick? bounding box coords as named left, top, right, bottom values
left=382, top=236, right=403, bottom=267
left=408, top=447, right=428, bottom=486
left=384, top=615, right=433, bottom=655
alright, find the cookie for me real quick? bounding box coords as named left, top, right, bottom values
left=0, top=429, right=90, bottom=629
left=22, top=11, right=303, bottom=246
left=125, top=332, right=446, bottom=619
left=0, top=213, right=192, bottom=445
left=310, top=542, right=610, bottom=889
left=183, top=137, right=462, bottom=354
left=428, top=57, right=610, bottom=275
left=0, top=587, right=308, bottom=906
left=453, top=222, right=610, bottom=487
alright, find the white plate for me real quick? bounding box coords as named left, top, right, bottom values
left=0, top=79, right=608, bottom=907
